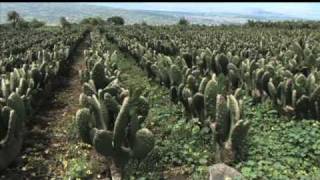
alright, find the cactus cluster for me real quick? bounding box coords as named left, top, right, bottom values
left=0, top=92, right=26, bottom=170
left=107, top=25, right=320, bottom=120
left=210, top=94, right=250, bottom=164
left=77, top=89, right=154, bottom=169
left=0, top=26, right=86, bottom=170
left=105, top=27, right=250, bottom=165
left=76, top=31, right=154, bottom=172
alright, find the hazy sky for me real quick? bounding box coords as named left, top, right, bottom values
left=90, top=3, right=320, bottom=20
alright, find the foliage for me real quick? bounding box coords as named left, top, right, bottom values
left=107, top=16, right=125, bottom=25
left=7, top=10, right=21, bottom=28
left=80, top=17, right=105, bottom=26
left=236, top=97, right=320, bottom=179
left=178, top=17, right=189, bottom=26
left=141, top=21, right=148, bottom=26
left=29, top=18, right=46, bottom=28
left=60, top=16, right=71, bottom=29
left=16, top=18, right=30, bottom=29
left=246, top=19, right=320, bottom=29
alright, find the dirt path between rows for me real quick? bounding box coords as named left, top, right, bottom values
left=0, top=32, right=102, bottom=179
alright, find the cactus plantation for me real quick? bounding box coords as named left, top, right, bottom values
left=1, top=4, right=320, bottom=180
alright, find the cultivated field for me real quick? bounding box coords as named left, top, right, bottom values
left=1, top=14, right=320, bottom=179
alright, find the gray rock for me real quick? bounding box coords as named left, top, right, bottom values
left=208, top=163, right=244, bottom=180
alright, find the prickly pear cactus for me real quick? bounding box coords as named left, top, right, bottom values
left=204, top=74, right=218, bottom=122
left=91, top=60, right=109, bottom=90
left=76, top=88, right=154, bottom=170
left=169, top=64, right=182, bottom=86
left=210, top=94, right=249, bottom=164
left=0, top=109, right=23, bottom=171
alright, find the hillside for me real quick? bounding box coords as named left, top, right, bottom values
left=0, top=3, right=300, bottom=25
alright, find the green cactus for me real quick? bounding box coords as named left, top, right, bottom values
left=17, top=78, right=28, bottom=96
left=310, top=86, right=320, bottom=102
left=91, top=60, right=109, bottom=90
left=169, top=64, right=182, bottom=86
left=83, top=90, right=154, bottom=170
left=30, top=67, right=42, bottom=87
left=83, top=82, right=97, bottom=96
left=92, top=128, right=114, bottom=157
left=170, top=86, right=178, bottom=104
left=76, top=108, right=94, bottom=144
left=103, top=93, right=121, bottom=117
left=215, top=95, right=230, bottom=145
left=186, top=74, right=197, bottom=94
left=79, top=93, right=91, bottom=108
left=215, top=53, right=229, bottom=75
left=227, top=95, right=240, bottom=131
left=268, top=79, right=277, bottom=104
left=296, top=95, right=310, bottom=118
left=1, top=79, right=10, bottom=99
left=9, top=71, right=19, bottom=93
left=261, top=71, right=271, bottom=94
left=284, top=79, right=293, bottom=106
left=133, top=96, right=149, bottom=122
left=307, top=73, right=316, bottom=94
left=198, top=76, right=209, bottom=94
left=314, top=101, right=320, bottom=120
left=131, top=128, right=155, bottom=159
left=90, top=95, right=109, bottom=130
left=7, top=92, right=26, bottom=131
left=0, top=107, right=10, bottom=139
left=21, top=95, right=32, bottom=117
left=112, top=95, right=136, bottom=149
left=100, top=80, right=123, bottom=98
left=228, top=69, right=238, bottom=90
left=159, top=66, right=170, bottom=88
left=255, top=68, right=265, bottom=92
left=216, top=73, right=227, bottom=94
left=229, top=119, right=250, bottom=159
left=204, top=74, right=218, bottom=121
left=191, top=92, right=205, bottom=123
left=0, top=109, right=23, bottom=171
left=212, top=94, right=249, bottom=163
left=177, top=83, right=185, bottom=102
left=310, top=86, right=320, bottom=119
left=278, top=81, right=285, bottom=106
left=181, top=86, right=192, bottom=118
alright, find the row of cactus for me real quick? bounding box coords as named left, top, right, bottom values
left=0, top=92, right=26, bottom=170
left=0, top=27, right=84, bottom=73
left=0, top=27, right=86, bottom=171
left=106, top=29, right=249, bottom=164
left=76, top=30, right=155, bottom=173
left=107, top=25, right=320, bottom=120
left=0, top=27, right=82, bottom=58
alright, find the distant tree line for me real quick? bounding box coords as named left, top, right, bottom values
left=178, top=17, right=190, bottom=26
left=11, top=9, right=320, bottom=30
left=246, top=20, right=320, bottom=29
left=7, top=10, right=46, bottom=29
left=6, top=10, right=196, bottom=29
left=106, top=16, right=125, bottom=25
left=6, top=10, right=127, bottom=30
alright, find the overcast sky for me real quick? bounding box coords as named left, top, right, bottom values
left=90, top=3, right=320, bottom=20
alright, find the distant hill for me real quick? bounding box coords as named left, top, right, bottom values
left=0, top=3, right=303, bottom=25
